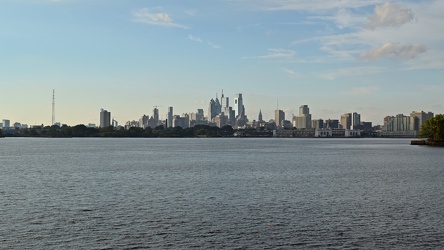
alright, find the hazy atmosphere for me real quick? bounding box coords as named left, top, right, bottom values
left=1, top=0, right=443, bottom=125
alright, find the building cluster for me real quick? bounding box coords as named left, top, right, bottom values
left=2, top=91, right=436, bottom=139
left=96, top=91, right=436, bottom=138
left=0, top=119, right=29, bottom=131
left=380, top=111, right=434, bottom=137
left=100, top=91, right=252, bottom=130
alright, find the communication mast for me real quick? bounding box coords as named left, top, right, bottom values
left=52, top=89, right=55, bottom=125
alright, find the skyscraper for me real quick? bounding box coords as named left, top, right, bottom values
left=100, top=109, right=111, bottom=128
left=153, top=108, right=159, bottom=125
left=410, top=111, right=434, bottom=131
left=293, top=105, right=312, bottom=129
left=258, top=109, right=263, bottom=122
left=352, top=112, right=361, bottom=129
left=341, top=113, right=352, bottom=129
left=275, top=109, right=285, bottom=128
left=220, top=90, right=229, bottom=111
left=167, top=107, right=173, bottom=128
left=233, top=93, right=244, bottom=118
left=299, top=105, right=309, bottom=116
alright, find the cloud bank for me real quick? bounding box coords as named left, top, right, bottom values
left=132, top=8, right=188, bottom=29
left=361, top=42, right=427, bottom=61
left=367, top=3, right=415, bottom=30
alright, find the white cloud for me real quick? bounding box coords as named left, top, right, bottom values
left=282, top=68, right=302, bottom=78
left=321, top=66, right=385, bottom=80
left=132, top=8, right=188, bottom=29
left=242, top=0, right=381, bottom=12
left=361, top=42, right=427, bottom=61
left=188, top=35, right=203, bottom=43
left=188, top=35, right=220, bottom=49
left=367, top=3, right=415, bottom=30
left=262, top=48, right=295, bottom=58
left=346, top=86, right=380, bottom=96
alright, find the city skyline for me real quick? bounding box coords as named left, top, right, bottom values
left=1, top=0, right=443, bottom=125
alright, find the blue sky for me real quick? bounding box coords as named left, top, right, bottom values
left=1, top=0, right=443, bottom=126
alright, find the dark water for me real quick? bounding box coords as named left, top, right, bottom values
left=1, top=138, right=443, bottom=249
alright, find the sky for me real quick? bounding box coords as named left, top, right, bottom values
left=1, top=0, right=443, bottom=126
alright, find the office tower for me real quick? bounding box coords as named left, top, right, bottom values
left=220, top=90, right=229, bottom=111
left=258, top=109, right=263, bottom=122
left=167, top=107, right=173, bottom=128
left=341, top=113, right=352, bottom=129
left=139, top=115, right=149, bottom=128
left=325, top=119, right=339, bottom=129
left=208, top=94, right=221, bottom=121
left=197, top=109, right=204, bottom=121
left=312, top=119, right=324, bottom=129
left=153, top=108, right=159, bottom=125
left=299, top=105, right=309, bottom=115
left=275, top=110, right=285, bottom=127
left=233, top=93, right=244, bottom=118
left=100, top=109, right=111, bottom=128
left=293, top=105, right=312, bottom=129
left=352, top=112, right=361, bottom=129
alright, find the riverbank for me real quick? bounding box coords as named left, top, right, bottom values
left=411, top=140, right=444, bottom=147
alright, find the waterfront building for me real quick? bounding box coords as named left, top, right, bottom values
left=99, top=109, right=111, bottom=128
left=275, top=110, right=285, bottom=128
left=325, top=119, right=339, bottom=129
left=2, top=119, right=10, bottom=128
left=312, top=119, right=324, bottom=129
left=352, top=112, right=361, bottom=129
left=410, top=111, right=434, bottom=131
left=381, top=114, right=417, bottom=137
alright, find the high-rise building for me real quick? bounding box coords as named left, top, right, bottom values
left=293, top=105, right=312, bottom=129
left=167, top=107, right=173, bottom=128
left=341, top=113, right=352, bottom=129
left=100, top=109, right=111, bottom=128
left=312, top=119, right=324, bottom=129
left=197, top=109, right=204, bottom=119
left=299, top=105, right=309, bottom=115
left=325, top=119, right=339, bottom=129
left=2, top=119, right=10, bottom=128
left=139, top=115, right=149, bottom=128
left=153, top=108, right=159, bottom=125
left=208, top=95, right=221, bottom=121
left=275, top=109, right=285, bottom=128
left=233, top=93, right=244, bottom=118
left=352, top=112, right=361, bottom=129
left=410, top=111, right=434, bottom=131
left=258, top=109, right=263, bottom=122
left=221, top=90, right=229, bottom=111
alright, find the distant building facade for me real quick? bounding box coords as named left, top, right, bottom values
left=100, top=109, right=111, bottom=128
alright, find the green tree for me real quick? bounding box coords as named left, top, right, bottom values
left=419, top=114, right=444, bottom=142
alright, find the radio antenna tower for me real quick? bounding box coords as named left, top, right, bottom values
left=52, top=89, right=55, bottom=125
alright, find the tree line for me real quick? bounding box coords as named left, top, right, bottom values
left=4, top=124, right=236, bottom=138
